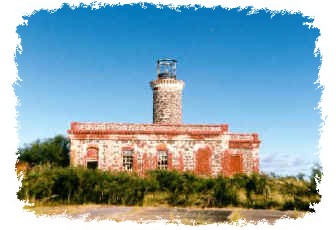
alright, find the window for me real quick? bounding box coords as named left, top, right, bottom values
left=157, top=150, right=168, bottom=170
left=86, top=147, right=98, bottom=169
left=122, top=150, right=133, bottom=171
left=87, top=161, right=98, bottom=169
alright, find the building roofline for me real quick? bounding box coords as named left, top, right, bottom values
left=68, top=122, right=229, bottom=135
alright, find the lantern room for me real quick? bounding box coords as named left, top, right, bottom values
left=157, top=58, right=177, bottom=79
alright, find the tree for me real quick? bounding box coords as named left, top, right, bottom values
left=17, top=135, right=70, bottom=167
left=212, top=176, right=238, bottom=207
left=309, top=163, right=323, bottom=196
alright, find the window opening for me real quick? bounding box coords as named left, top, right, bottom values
left=123, top=150, right=133, bottom=171
left=157, top=150, right=168, bottom=170
left=87, top=161, right=98, bottom=169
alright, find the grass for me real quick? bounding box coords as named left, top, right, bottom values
left=143, top=192, right=170, bottom=206
left=227, top=209, right=246, bottom=223
left=24, top=204, right=103, bottom=216
left=292, top=209, right=306, bottom=219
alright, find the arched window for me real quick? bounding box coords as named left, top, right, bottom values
left=86, top=147, right=98, bottom=169
left=122, top=150, right=133, bottom=171
left=157, top=150, right=168, bottom=170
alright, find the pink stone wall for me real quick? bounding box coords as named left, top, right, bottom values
left=68, top=123, right=260, bottom=177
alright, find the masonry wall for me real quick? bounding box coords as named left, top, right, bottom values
left=69, top=133, right=260, bottom=177
left=152, top=90, right=183, bottom=124
left=150, top=79, right=185, bottom=124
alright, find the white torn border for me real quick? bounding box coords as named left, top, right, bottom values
left=0, top=0, right=334, bottom=229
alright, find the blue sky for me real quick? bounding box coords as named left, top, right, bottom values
left=15, top=4, right=321, bottom=176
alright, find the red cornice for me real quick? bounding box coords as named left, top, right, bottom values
left=229, top=139, right=261, bottom=149
left=68, top=122, right=229, bottom=135
left=68, top=133, right=223, bottom=140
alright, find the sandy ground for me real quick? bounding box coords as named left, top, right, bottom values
left=26, top=205, right=307, bottom=225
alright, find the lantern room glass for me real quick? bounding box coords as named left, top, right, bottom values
left=157, top=58, right=177, bottom=79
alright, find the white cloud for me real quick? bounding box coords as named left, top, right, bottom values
left=260, top=152, right=316, bottom=176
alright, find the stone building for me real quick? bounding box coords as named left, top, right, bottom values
left=68, top=58, right=261, bottom=176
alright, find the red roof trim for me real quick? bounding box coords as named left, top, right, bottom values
left=68, top=122, right=229, bottom=135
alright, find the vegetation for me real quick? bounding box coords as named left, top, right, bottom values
left=16, top=135, right=70, bottom=167
left=16, top=135, right=322, bottom=211
left=17, top=165, right=321, bottom=211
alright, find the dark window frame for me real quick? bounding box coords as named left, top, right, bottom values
left=122, top=150, right=134, bottom=171
left=157, top=150, right=168, bottom=170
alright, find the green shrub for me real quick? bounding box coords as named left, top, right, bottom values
left=17, top=166, right=320, bottom=211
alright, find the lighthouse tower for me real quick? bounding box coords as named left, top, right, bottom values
left=150, top=58, right=185, bottom=124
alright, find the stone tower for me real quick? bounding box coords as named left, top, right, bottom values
left=150, top=58, right=185, bottom=124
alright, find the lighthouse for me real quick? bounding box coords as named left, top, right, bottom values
left=150, top=58, right=185, bottom=124
left=68, top=57, right=261, bottom=176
